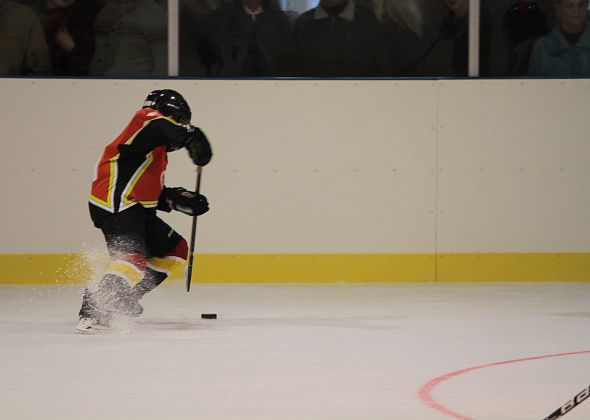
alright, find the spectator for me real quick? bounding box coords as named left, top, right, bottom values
left=88, top=0, right=167, bottom=77
left=0, top=0, right=51, bottom=75
left=502, top=1, right=548, bottom=75
left=179, top=0, right=221, bottom=76
left=44, top=0, right=101, bottom=76
left=438, top=0, right=493, bottom=76
left=292, top=0, right=387, bottom=77
left=204, top=0, right=292, bottom=76
left=528, top=0, right=590, bottom=76
left=377, top=0, right=425, bottom=75
left=16, top=0, right=69, bottom=25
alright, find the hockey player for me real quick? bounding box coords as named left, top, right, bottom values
left=76, top=89, right=212, bottom=334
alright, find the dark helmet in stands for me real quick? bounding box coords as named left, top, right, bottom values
left=143, top=89, right=191, bottom=125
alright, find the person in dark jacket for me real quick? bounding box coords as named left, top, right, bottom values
left=0, top=0, right=51, bottom=75
left=44, top=0, right=102, bottom=76
left=205, top=0, right=292, bottom=76
left=502, top=0, right=548, bottom=76
left=88, top=0, right=167, bottom=77
left=292, top=0, right=388, bottom=77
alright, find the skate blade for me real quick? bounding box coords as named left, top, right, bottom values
left=74, top=313, right=133, bottom=335
left=75, top=325, right=112, bottom=335
left=74, top=323, right=130, bottom=335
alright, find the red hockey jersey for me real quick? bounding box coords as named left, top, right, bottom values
left=89, top=108, right=188, bottom=213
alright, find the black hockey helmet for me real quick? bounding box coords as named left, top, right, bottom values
left=143, top=89, right=191, bottom=125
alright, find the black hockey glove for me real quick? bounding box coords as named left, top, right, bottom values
left=186, top=125, right=212, bottom=166
left=157, top=187, right=209, bottom=216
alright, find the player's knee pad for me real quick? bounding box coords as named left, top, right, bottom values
left=168, top=238, right=188, bottom=260
left=105, top=252, right=147, bottom=285
left=147, top=238, right=188, bottom=276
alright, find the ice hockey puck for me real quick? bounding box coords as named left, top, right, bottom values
left=201, top=313, right=217, bottom=319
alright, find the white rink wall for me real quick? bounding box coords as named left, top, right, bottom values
left=0, top=78, right=589, bottom=255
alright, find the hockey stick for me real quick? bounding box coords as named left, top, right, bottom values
left=184, top=166, right=203, bottom=292
left=543, top=384, right=590, bottom=419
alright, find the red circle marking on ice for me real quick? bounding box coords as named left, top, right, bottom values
left=418, top=349, right=590, bottom=420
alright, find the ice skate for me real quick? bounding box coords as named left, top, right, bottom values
left=74, top=317, right=112, bottom=334
left=97, top=288, right=143, bottom=318
left=75, top=288, right=114, bottom=334
left=75, top=281, right=141, bottom=335
left=95, top=274, right=143, bottom=318
left=122, top=299, right=143, bottom=317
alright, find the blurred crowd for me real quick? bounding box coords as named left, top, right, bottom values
left=1, top=0, right=589, bottom=78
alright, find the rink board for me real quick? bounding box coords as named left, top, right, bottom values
left=1, top=79, right=590, bottom=284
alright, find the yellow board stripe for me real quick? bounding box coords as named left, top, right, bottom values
left=180, top=254, right=435, bottom=283
left=1, top=253, right=590, bottom=284
left=435, top=253, right=590, bottom=282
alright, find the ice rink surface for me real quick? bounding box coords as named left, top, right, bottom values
left=1, top=282, right=589, bottom=420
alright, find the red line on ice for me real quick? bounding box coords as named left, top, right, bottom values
left=418, top=349, right=590, bottom=420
